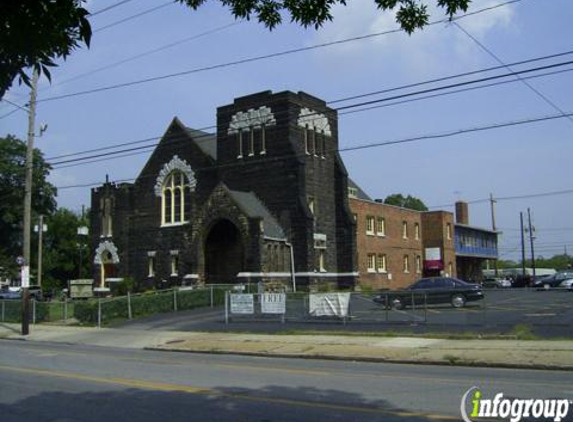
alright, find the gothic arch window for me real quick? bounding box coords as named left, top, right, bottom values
left=154, top=156, right=196, bottom=227
left=161, top=171, right=191, bottom=225
left=100, top=196, right=113, bottom=237
left=228, top=106, right=276, bottom=158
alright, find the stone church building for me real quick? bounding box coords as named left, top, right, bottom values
left=90, top=91, right=358, bottom=291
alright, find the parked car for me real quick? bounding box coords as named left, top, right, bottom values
left=482, top=277, right=512, bottom=288
left=0, top=286, right=43, bottom=300
left=558, top=279, right=573, bottom=290
left=533, top=271, right=573, bottom=289
left=372, top=277, right=484, bottom=310
left=0, top=287, right=21, bottom=300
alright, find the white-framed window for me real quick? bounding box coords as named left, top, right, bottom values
left=402, top=221, right=408, bottom=239
left=403, top=255, right=410, bottom=273
left=310, top=129, right=316, bottom=155
left=304, top=125, right=310, bottom=155
left=237, top=129, right=244, bottom=159
left=248, top=128, right=255, bottom=156
left=148, top=255, right=156, bottom=277
left=446, top=223, right=452, bottom=240
left=367, top=254, right=376, bottom=273
left=319, top=130, right=326, bottom=158
left=101, top=197, right=113, bottom=237
left=348, top=187, right=358, bottom=198
left=377, top=254, right=387, bottom=273
left=260, top=124, right=266, bottom=155
left=171, top=252, right=179, bottom=276
left=319, top=250, right=326, bottom=272
left=415, top=222, right=420, bottom=240
left=161, top=171, right=191, bottom=226
left=308, top=197, right=315, bottom=216
left=416, top=255, right=421, bottom=274
left=366, top=216, right=375, bottom=235
left=376, top=217, right=386, bottom=237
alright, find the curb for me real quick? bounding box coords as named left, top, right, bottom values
left=144, top=346, right=573, bottom=371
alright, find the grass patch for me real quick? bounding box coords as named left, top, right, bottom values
left=510, top=324, right=539, bottom=340
left=262, top=329, right=544, bottom=341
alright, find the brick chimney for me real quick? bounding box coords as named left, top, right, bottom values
left=455, top=201, right=469, bottom=225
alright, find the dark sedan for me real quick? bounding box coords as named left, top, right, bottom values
left=373, top=277, right=484, bottom=310
left=532, top=272, right=573, bottom=289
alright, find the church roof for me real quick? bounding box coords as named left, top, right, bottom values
left=227, top=189, right=286, bottom=240
left=184, top=127, right=217, bottom=160
left=348, top=178, right=372, bottom=201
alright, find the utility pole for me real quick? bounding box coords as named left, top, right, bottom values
left=21, top=68, right=39, bottom=336
left=527, top=208, right=536, bottom=279
left=77, top=206, right=89, bottom=279
left=520, top=212, right=526, bottom=281
left=490, top=193, right=498, bottom=277
left=36, top=215, right=45, bottom=287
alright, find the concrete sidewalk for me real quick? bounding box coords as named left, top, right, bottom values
left=1, top=323, right=572, bottom=370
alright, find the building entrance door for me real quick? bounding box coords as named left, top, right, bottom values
left=205, top=219, right=244, bottom=284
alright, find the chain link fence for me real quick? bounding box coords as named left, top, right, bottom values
left=222, top=289, right=572, bottom=335
left=0, top=285, right=226, bottom=327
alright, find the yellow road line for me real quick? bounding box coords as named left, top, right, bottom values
left=0, top=364, right=458, bottom=419
left=2, top=343, right=571, bottom=389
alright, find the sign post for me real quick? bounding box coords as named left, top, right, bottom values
left=19, top=259, right=30, bottom=335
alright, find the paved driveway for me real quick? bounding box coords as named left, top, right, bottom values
left=116, top=289, right=573, bottom=338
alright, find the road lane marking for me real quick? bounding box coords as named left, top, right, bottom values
left=0, top=364, right=459, bottom=419
left=2, top=342, right=572, bottom=390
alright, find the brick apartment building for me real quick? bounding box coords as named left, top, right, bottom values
left=349, top=182, right=424, bottom=289
left=349, top=181, right=496, bottom=289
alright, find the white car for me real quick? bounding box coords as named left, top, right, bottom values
left=559, top=279, right=573, bottom=290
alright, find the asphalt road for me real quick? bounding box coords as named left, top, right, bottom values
left=117, top=289, right=573, bottom=338
left=0, top=340, right=572, bottom=422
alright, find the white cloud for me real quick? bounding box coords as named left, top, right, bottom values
left=309, top=0, right=517, bottom=73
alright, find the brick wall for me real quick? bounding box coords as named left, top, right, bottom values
left=421, top=211, right=456, bottom=277
left=350, top=198, right=423, bottom=290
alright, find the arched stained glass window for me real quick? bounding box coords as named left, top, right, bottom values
left=161, top=171, right=191, bottom=225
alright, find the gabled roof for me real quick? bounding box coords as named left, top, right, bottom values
left=348, top=178, right=372, bottom=201
left=227, top=189, right=286, bottom=240
left=184, top=126, right=216, bottom=160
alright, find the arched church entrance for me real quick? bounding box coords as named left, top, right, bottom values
left=205, top=219, right=244, bottom=284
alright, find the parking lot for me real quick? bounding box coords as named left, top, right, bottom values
left=117, top=288, right=573, bottom=338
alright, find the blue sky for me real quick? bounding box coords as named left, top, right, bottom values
left=1, top=0, right=571, bottom=261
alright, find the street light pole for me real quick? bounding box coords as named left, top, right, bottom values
left=21, top=68, right=39, bottom=336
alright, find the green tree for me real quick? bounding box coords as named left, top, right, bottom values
left=1, top=0, right=469, bottom=98
left=0, top=135, right=57, bottom=277
left=383, top=193, right=428, bottom=211
left=0, top=1, right=91, bottom=99
left=178, top=0, right=470, bottom=32
left=528, top=254, right=573, bottom=271
left=41, top=208, right=91, bottom=292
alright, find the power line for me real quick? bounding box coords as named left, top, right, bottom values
left=335, top=59, right=573, bottom=112
left=90, top=0, right=136, bottom=17
left=54, top=21, right=242, bottom=88
left=339, top=67, right=573, bottom=117
left=93, top=1, right=175, bottom=32
left=500, top=227, right=573, bottom=232
left=52, top=109, right=573, bottom=188
left=452, top=21, right=573, bottom=125
left=45, top=52, right=573, bottom=164
left=34, top=0, right=524, bottom=104
left=0, top=108, right=21, bottom=120
left=430, top=188, right=573, bottom=209
left=0, top=98, right=29, bottom=113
